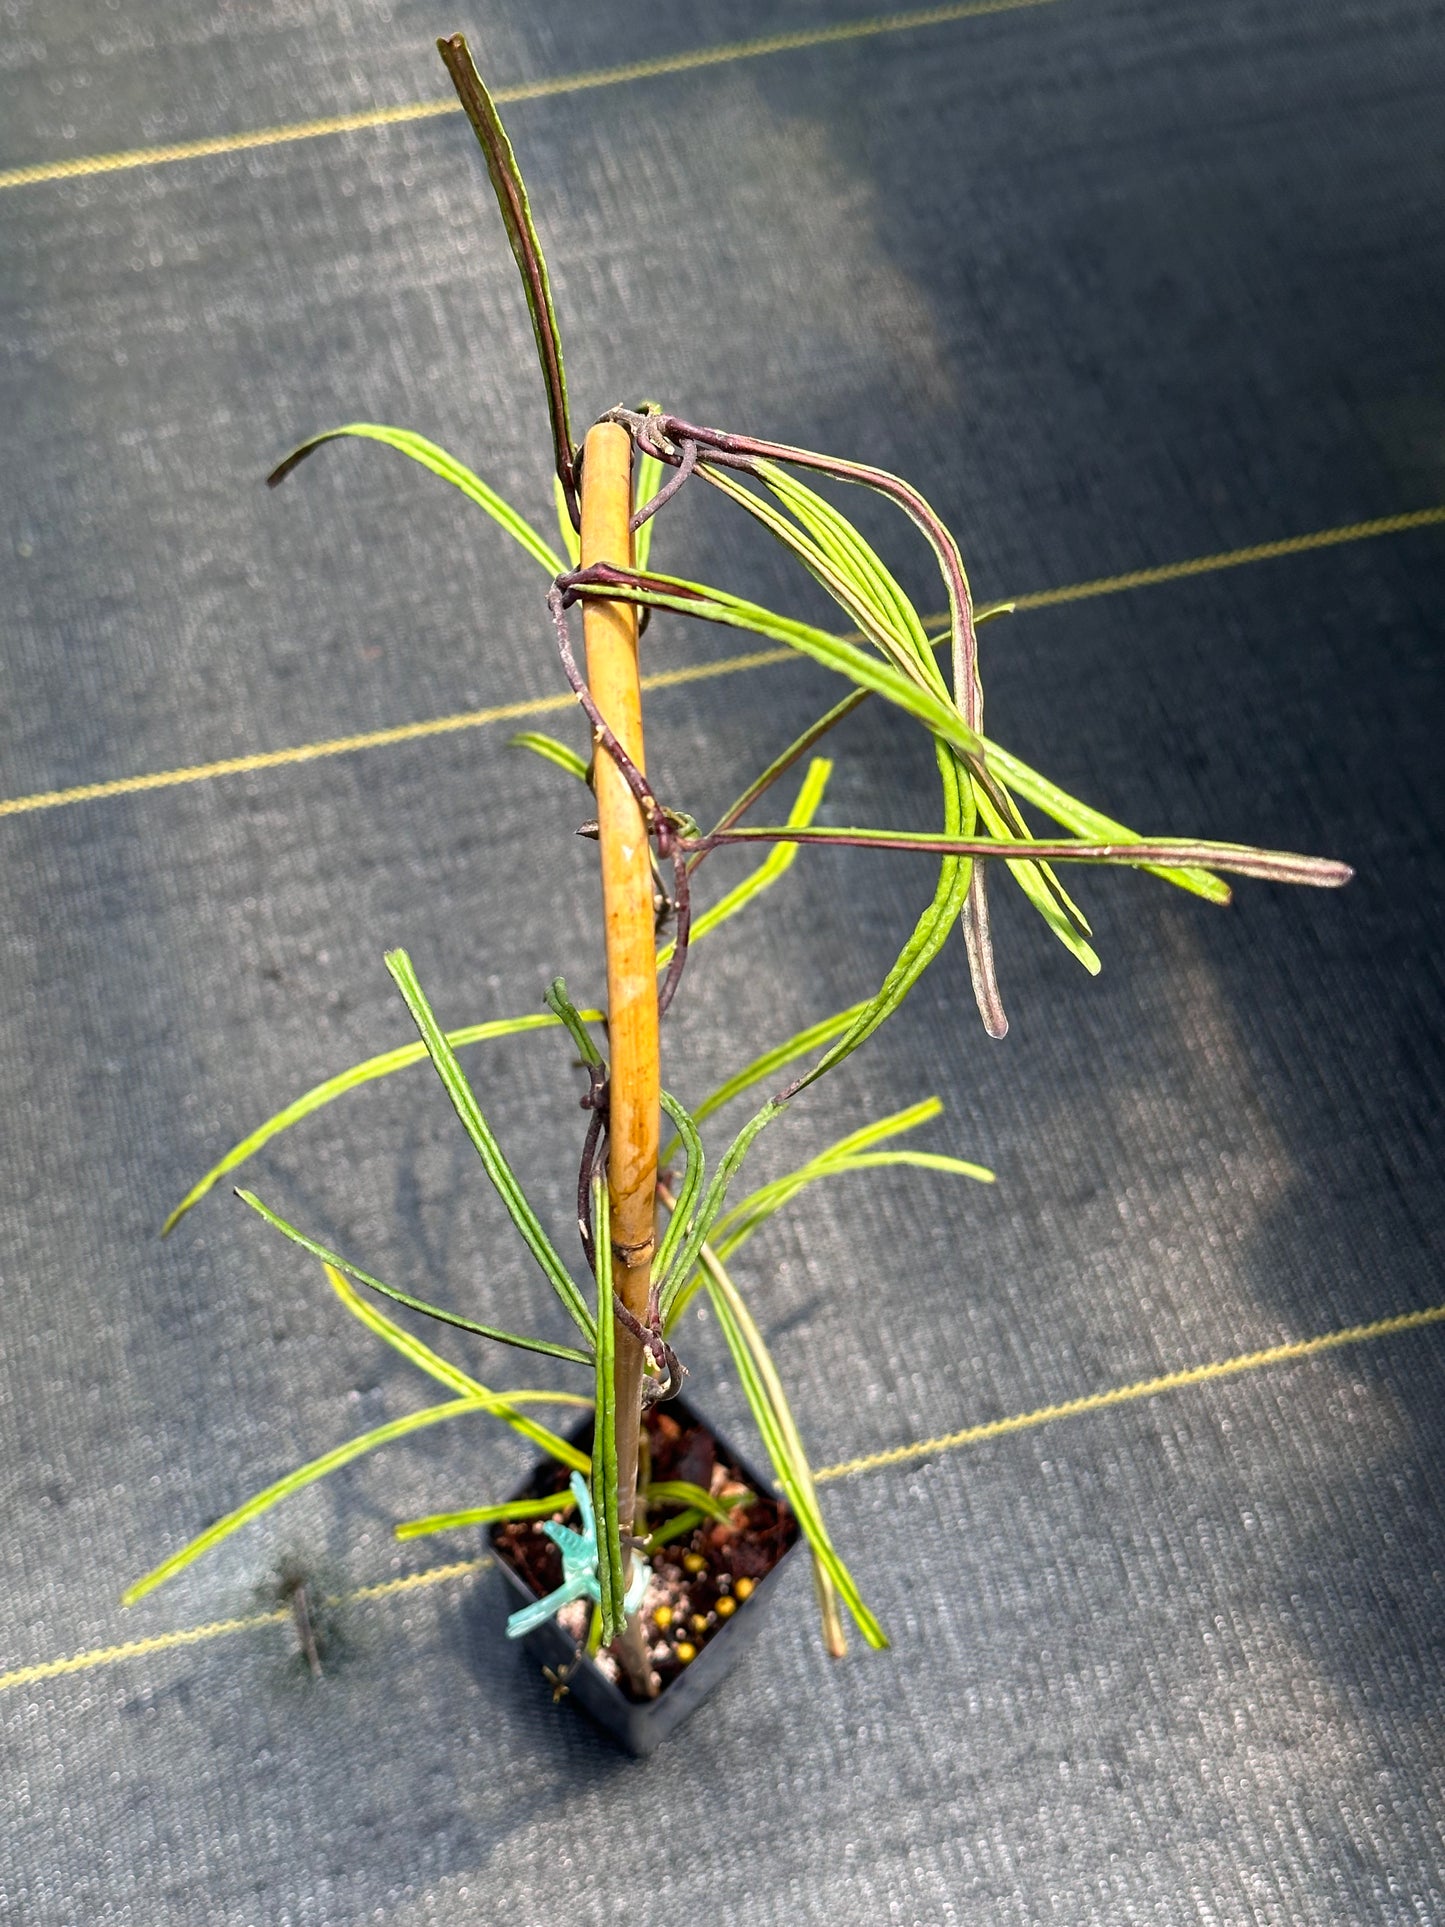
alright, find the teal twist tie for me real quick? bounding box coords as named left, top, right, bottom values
left=505, top=1471, right=651, bottom=1639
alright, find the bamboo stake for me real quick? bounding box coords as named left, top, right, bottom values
left=580, top=420, right=659, bottom=1694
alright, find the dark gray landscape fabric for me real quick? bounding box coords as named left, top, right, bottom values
left=2, top=1, right=1443, bottom=1921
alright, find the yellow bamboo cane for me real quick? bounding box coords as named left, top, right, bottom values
left=579, top=420, right=660, bottom=1694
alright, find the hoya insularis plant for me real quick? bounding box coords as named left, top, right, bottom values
left=135, top=33, right=1349, bottom=1682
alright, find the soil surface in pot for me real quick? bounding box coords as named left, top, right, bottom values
left=491, top=1404, right=798, bottom=1701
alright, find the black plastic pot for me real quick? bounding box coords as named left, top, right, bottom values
left=489, top=1396, right=799, bottom=1756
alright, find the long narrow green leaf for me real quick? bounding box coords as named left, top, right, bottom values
left=821, top=1148, right=996, bottom=1180
left=385, top=949, right=596, bottom=1345
left=655, top=1090, right=705, bottom=1287
left=544, top=977, right=604, bottom=1068
left=710, top=1149, right=995, bottom=1271
left=700, top=465, right=944, bottom=704
left=668, top=1102, right=990, bottom=1319
left=436, top=35, right=579, bottom=522
left=324, top=1261, right=590, bottom=1471
left=657, top=756, right=832, bottom=970
left=755, top=461, right=945, bottom=696
left=552, top=475, right=581, bottom=566
left=793, top=743, right=975, bottom=1095
left=565, top=567, right=987, bottom=769
left=656, top=1100, right=782, bottom=1322
left=686, top=1004, right=869, bottom=1137
left=162, top=1011, right=579, bottom=1237
left=394, top=1488, right=580, bottom=1540
left=267, top=423, right=565, bottom=574
left=590, top=1178, right=626, bottom=1639
left=238, top=1190, right=593, bottom=1367
left=123, top=1395, right=496, bottom=1605
left=985, top=740, right=1232, bottom=905
left=509, top=731, right=589, bottom=783
left=698, top=1240, right=887, bottom=1651
left=643, top=1481, right=750, bottom=1525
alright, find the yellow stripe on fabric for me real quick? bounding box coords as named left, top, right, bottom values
left=1, top=505, right=1440, bottom=822
left=0, top=1558, right=488, bottom=1695
left=813, top=1302, right=1445, bottom=1482
left=1007, top=504, right=1445, bottom=611
left=3, top=1305, right=1442, bottom=1697
left=0, top=0, right=1056, bottom=192
left=0, top=651, right=792, bottom=818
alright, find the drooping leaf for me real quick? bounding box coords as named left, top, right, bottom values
left=509, top=730, right=589, bottom=783
left=123, top=1394, right=497, bottom=1605
left=236, top=1189, right=593, bottom=1367
left=267, top=423, right=565, bottom=575
left=323, top=1262, right=589, bottom=1472
left=653, top=415, right=986, bottom=744
left=162, top=1011, right=580, bottom=1237
left=757, top=462, right=939, bottom=685
left=699, top=463, right=945, bottom=703
left=643, top=1480, right=752, bottom=1525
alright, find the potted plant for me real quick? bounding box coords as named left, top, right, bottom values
left=127, top=34, right=1350, bottom=1754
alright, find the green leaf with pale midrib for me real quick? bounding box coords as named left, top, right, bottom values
left=162, top=1011, right=580, bottom=1237
left=509, top=730, right=589, bottom=782
left=166, top=821, right=819, bottom=1238
left=657, top=755, right=832, bottom=969
left=125, top=1395, right=496, bottom=1606
left=268, top=423, right=565, bottom=574
left=698, top=1240, right=887, bottom=1651
left=589, top=1178, right=626, bottom=1640
left=385, top=949, right=596, bottom=1346
left=321, top=1262, right=590, bottom=1473
left=237, top=1189, right=593, bottom=1367
left=394, top=1489, right=581, bottom=1540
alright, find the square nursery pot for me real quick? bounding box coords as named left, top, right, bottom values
left=489, top=1395, right=801, bottom=1756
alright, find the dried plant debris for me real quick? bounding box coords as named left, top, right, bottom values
left=259, top=1558, right=349, bottom=1682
